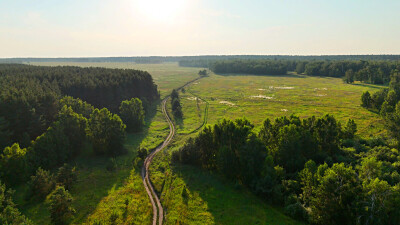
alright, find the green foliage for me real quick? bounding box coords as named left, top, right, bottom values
left=58, top=105, right=88, bottom=156
left=171, top=89, right=179, bottom=100
left=0, top=64, right=158, bottom=148
left=87, top=108, right=126, bottom=156
left=171, top=89, right=183, bottom=119
left=259, top=115, right=343, bottom=173
left=343, top=69, right=354, bottom=83
left=47, top=186, right=76, bottom=225
left=211, top=59, right=288, bottom=75
left=137, top=147, right=148, bottom=160
left=310, top=163, right=361, bottom=225
left=0, top=117, right=12, bottom=149
left=0, top=143, right=28, bottom=186
left=174, top=118, right=266, bottom=190
left=119, top=98, right=145, bottom=132
left=343, top=119, right=357, bottom=139
left=284, top=202, right=308, bottom=222
left=0, top=181, right=33, bottom=225
left=27, top=168, right=55, bottom=200
left=371, top=88, right=388, bottom=110
left=31, top=122, right=71, bottom=169
left=198, top=69, right=208, bottom=76
left=295, top=62, right=306, bottom=74
left=55, top=164, right=77, bottom=191
left=60, top=96, right=94, bottom=118
left=361, top=91, right=372, bottom=108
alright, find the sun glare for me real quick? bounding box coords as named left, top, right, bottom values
left=135, top=0, right=186, bottom=23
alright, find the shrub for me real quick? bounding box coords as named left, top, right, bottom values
left=47, top=186, right=75, bottom=225
left=55, top=164, right=77, bottom=191
left=27, top=168, right=54, bottom=200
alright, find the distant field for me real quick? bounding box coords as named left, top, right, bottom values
left=187, top=72, right=386, bottom=137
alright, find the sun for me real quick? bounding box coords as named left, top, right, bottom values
left=135, top=0, right=186, bottom=23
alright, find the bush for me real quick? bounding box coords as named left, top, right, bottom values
left=27, top=168, right=54, bottom=200
left=0, top=181, right=33, bottom=225
left=0, top=143, right=28, bottom=186
left=55, top=164, right=77, bottom=191
left=119, top=98, right=145, bottom=132
left=284, top=202, right=308, bottom=221
left=47, top=186, right=75, bottom=225
left=137, top=147, right=148, bottom=160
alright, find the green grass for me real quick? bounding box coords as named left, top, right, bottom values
left=187, top=72, right=386, bottom=137
left=167, top=90, right=207, bottom=135
left=14, top=153, right=139, bottom=225
left=149, top=149, right=304, bottom=225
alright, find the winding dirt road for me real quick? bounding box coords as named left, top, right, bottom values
left=142, top=97, right=174, bottom=225
left=141, top=77, right=204, bottom=225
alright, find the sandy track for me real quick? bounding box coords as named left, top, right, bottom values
left=141, top=76, right=204, bottom=225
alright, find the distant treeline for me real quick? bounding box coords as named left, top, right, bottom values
left=210, top=60, right=291, bottom=75
left=180, top=59, right=400, bottom=84
left=0, top=64, right=158, bottom=148
left=3, top=55, right=400, bottom=64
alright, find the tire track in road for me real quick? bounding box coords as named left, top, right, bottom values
left=141, top=76, right=204, bottom=225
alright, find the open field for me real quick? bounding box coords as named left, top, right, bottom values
left=186, top=72, right=386, bottom=137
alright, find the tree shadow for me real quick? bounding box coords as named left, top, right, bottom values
left=69, top=100, right=161, bottom=223
left=214, top=72, right=307, bottom=79
left=352, top=83, right=387, bottom=89
left=169, top=164, right=302, bottom=225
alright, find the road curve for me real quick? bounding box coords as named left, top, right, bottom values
left=142, top=97, right=174, bottom=225
left=141, top=76, right=204, bottom=225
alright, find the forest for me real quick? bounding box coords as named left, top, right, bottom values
left=0, top=64, right=158, bottom=224
left=172, top=114, right=400, bottom=225
left=180, top=59, right=400, bottom=84
left=0, top=64, right=159, bottom=148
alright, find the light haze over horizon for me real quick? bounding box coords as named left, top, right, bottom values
left=1, top=0, right=400, bottom=58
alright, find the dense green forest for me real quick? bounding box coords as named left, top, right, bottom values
left=0, top=64, right=157, bottom=224
left=0, top=64, right=159, bottom=148
left=172, top=114, right=400, bottom=224
left=180, top=59, right=400, bottom=84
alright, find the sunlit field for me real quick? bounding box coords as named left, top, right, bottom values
left=187, top=72, right=386, bottom=138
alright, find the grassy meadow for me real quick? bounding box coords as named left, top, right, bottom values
left=186, top=72, right=386, bottom=137
left=20, top=62, right=387, bottom=224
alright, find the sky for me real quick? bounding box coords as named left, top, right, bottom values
left=1, top=0, right=400, bottom=57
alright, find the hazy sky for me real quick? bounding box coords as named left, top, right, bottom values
left=1, top=0, right=400, bottom=57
